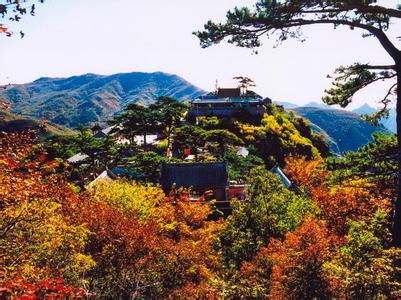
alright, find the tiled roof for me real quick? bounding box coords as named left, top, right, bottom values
left=160, top=162, right=228, bottom=189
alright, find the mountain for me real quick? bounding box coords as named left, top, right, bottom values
left=0, top=71, right=205, bottom=128
left=273, top=101, right=299, bottom=109
left=293, top=106, right=390, bottom=153
left=304, top=101, right=331, bottom=109
left=352, top=103, right=376, bottom=115
left=352, top=104, right=396, bottom=133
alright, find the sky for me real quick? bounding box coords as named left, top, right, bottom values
left=0, top=0, right=400, bottom=109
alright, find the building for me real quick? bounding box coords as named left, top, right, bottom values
left=160, top=162, right=229, bottom=202
left=189, top=87, right=271, bottom=119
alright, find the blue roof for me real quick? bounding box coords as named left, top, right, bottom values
left=271, top=166, right=292, bottom=188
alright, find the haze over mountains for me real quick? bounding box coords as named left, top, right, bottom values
left=0, top=71, right=205, bottom=128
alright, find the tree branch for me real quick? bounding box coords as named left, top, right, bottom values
left=299, top=5, right=401, bottom=18
left=351, top=64, right=397, bottom=70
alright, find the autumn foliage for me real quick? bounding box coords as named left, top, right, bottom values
left=1, top=132, right=400, bottom=298
left=266, top=217, right=340, bottom=299
left=0, top=132, right=222, bottom=298
left=285, top=156, right=390, bottom=236
left=0, top=132, right=93, bottom=296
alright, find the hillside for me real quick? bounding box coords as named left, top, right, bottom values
left=0, top=109, right=75, bottom=138
left=293, top=106, right=390, bottom=153
left=0, top=72, right=205, bottom=128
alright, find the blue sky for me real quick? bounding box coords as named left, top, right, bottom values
left=0, top=0, right=400, bottom=108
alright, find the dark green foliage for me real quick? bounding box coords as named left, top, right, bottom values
left=225, top=151, right=264, bottom=183
left=0, top=72, right=204, bottom=128
left=150, top=96, right=188, bottom=154
left=43, top=135, right=80, bottom=160
left=110, top=103, right=158, bottom=149
left=323, top=65, right=397, bottom=122
left=173, top=125, right=206, bottom=161
left=220, top=167, right=318, bottom=268
left=204, top=129, right=244, bottom=159
left=75, top=129, right=120, bottom=170
left=194, top=1, right=399, bottom=52
left=327, top=133, right=397, bottom=190
left=150, top=96, right=188, bottom=132
left=128, top=151, right=166, bottom=183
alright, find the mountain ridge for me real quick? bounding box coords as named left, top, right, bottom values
left=0, top=71, right=205, bottom=128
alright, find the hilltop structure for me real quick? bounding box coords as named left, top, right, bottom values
left=189, top=86, right=271, bottom=119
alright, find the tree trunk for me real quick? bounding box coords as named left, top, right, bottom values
left=166, top=126, right=172, bottom=158
left=143, top=133, right=147, bottom=151
left=394, top=64, right=401, bottom=246
left=220, top=142, right=225, bottom=159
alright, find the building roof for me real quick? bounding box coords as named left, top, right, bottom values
left=91, top=123, right=102, bottom=131
left=217, top=87, right=241, bottom=98
left=93, top=126, right=114, bottom=138
left=271, top=166, right=292, bottom=188
left=160, top=162, right=228, bottom=190
left=67, top=152, right=89, bottom=163
left=192, top=97, right=264, bottom=104
left=93, top=131, right=107, bottom=138
left=86, top=169, right=118, bottom=188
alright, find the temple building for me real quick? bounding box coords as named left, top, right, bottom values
left=160, top=162, right=229, bottom=202
left=188, top=87, right=271, bottom=119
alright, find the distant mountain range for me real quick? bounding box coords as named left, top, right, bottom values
left=293, top=106, right=390, bottom=153
left=0, top=72, right=205, bottom=128
left=275, top=101, right=332, bottom=110
left=275, top=101, right=397, bottom=134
